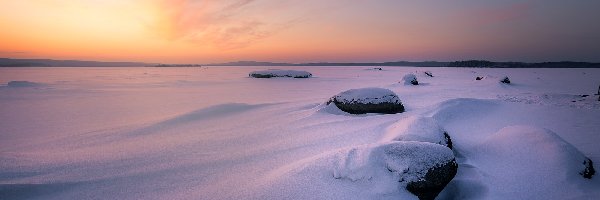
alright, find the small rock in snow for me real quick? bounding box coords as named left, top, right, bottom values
left=500, top=76, right=511, bottom=84
left=424, top=71, right=433, bottom=77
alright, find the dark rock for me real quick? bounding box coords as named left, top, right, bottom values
left=443, top=132, right=453, bottom=150
left=475, top=76, right=483, bottom=80
left=500, top=76, right=511, bottom=84
left=329, top=101, right=405, bottom=114
left=327, top=88, right=405, bottom=114
left=250, top=74, right=275, bottom=78
left=249, top=69, right=312, bottom=78
left=424, top=71, right=433, bottom=77
left=380, top=141, right=457, bottom=200
left=7, top=81, right=42, bottom=87
left=581, top=158, right=595, bottom=179
left=406, top=159, right=458, bottom=200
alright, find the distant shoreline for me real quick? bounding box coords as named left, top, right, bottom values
left=2, top=58, right=600, bottom=68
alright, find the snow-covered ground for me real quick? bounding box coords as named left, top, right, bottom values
left=1, top=66, right=599, bottom=199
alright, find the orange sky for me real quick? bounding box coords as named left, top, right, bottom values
left=1, top=0, right=599, bottom=63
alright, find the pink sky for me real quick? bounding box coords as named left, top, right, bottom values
left=1, top=0, right=599, bottom=63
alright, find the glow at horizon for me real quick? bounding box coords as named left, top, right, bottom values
left=1, top=0, right=599, bottom=63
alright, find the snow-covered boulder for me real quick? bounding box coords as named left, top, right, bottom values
left=402, top=74, right=419, bottom=85
left=249, top=69, right=312, bottom=78
left=383, top=117, right=452, bottom=149
left=333, top=141, right=457, bottom=200
left=7, top=81, right=42, bottom=87
left=327, top=87, right=405, bottom=114
left=500, top=76, right=511, bottom=84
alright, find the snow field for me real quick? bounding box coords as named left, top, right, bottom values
left=1, top=66, right=599, bottom=199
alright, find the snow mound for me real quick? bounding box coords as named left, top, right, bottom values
left=476, top=126, right=594, bottom=179
left=6, top=81, right=43, bottom=87
left=249, top=69, right=312, bottom=78
left=402, top=74, right=419, bottom=85
left=382, top=116, right=452, bottom=149
left=327, top=87, right=405, bottom=114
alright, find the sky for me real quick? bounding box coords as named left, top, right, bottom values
left=1, top=0, right=599, bottom=63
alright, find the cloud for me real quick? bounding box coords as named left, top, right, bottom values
left=145, top=0, right=350, bottom=50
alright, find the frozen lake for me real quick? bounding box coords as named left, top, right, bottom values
left=1, top=66, right=599, bottom=199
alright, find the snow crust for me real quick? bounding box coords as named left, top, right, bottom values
left=1, top=66, right=599, bottom=200
left=330, top=87, right=401, bottom=104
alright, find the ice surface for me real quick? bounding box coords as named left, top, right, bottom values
left=0, top=66, right=599, bottom=199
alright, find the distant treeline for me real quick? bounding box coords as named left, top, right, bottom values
left=154, top=64, right=202, bottom=67
left=205, top=60, right=449, bottom=67
left=206, top=60, right=600, bottom=68
left=447, top=60, right=600, bottom=68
